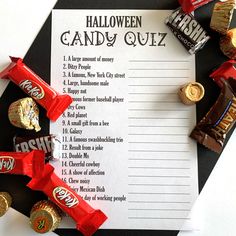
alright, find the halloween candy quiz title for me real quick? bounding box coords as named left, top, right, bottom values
left=60, top=15, right=168, bottom=47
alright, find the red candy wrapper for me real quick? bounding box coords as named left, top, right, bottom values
left=27, top=164, right=107, bottom=236
left=0, top=150, right=45, bottom=178
left=210, top=60, right=236, bottom=87
left=0, top=57, right=73, bottom=121
left=179, top=0, right=214, bottom=13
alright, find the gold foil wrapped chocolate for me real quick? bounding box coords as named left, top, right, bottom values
left=178, top=82, right=205, bottom=105
left=0, top=192, right=12, bottom=217
left=210, top=0, right=236, bottom=35
left=30, top=200, right=61, bottom=233
left=8, top=97, right=41, bottom=132
left=220, top=28, right=236, bottom=59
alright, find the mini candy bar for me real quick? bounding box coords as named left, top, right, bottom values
left=0, top=57, right=73, bottom=121
left=30, top=200, right=62, bottom=233
left=220, top=28, right=236, bottom=59
left=0, top=150, right=45, bottom=178
left=8, top=97, right=41, bottom=132
left=210, top=60, right=236, bottom=87
left=210, top=0, right=236, bottom=35
left=0, top=192, right=12, bottom=217
left=165, top=8, right=210, bottom=54
left=14, top=134, right=61, bottom=161
left=178, top=0, right=214, bottom=13
left=178, top=82, right=205, bottom=105
left=27, top=164, right=107, bottom=236
left=190, top=78, right=236, bottom=153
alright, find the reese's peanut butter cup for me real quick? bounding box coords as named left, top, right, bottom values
left=165, top=8, right=210, bottom=54
left=178, top=82, right=205, bottom=105
left=8, top=97, right=41, bottom=132
left=30, top=200, right=61, bottom=233
left=210, top=0, right=236, bottom=35
left=220, top=28, right=236, bottom=59
left=190, top=78, right=236, bottom=153
left=0, top=192, right=12, bottom=217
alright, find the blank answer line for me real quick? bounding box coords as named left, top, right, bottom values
left=128, top=117, right=189, bottom=119
left=128, top=141, right=189, bottom=144
left=128, top=208, right=190, bottom=211
left=128, top=217, right=191, bottom=220
left=128, top=125, right=189, bottom=128
left=128, top=76, right=188, bottom=79
left=128, top=109, right=188, bottom=111
left=128, top=175, right=190, bottom=178
left=128, top=200, right=191, bottom=204
left=128, top=84, right=180, bottom=87
left=128, top=183, right=190, bottom=186
left=128, top=101, right=181, bottom=103
left=128, top=192, right=190, bottom=195
left=128, top=134, right=188, bottom=136
left=128, top=68, right=189, bottom=71
left=128, top=159, right=190, bottom=161
left=128, top=92, right=177, bottom=95
left=129, top=60, right=189, bottom=63
left=128, top=167, right=190, bottom=170
left=128, top=150, right=190, bottom=153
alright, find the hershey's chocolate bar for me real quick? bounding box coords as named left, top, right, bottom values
left=13, top=135, right=61, bottom=161
left=165, top=8, right=210, bottom=54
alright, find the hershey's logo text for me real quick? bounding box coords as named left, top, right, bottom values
left=169, top=11, right=207, bottom=43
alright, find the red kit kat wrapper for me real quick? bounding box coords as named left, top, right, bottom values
left=179, top=0, right=214, bottom=13
left=0, top=150, right=45, bottom=178
left=27, top=164, right=107, bottom=236
left=210, top=60, right=236, bottom=87
left=0, top=57, right=73, bottom=121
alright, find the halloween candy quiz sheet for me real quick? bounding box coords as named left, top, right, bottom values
left=50, top=10, right=198, bottom=230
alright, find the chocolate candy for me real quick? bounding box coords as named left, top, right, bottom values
left=30, top=200, right=62, bottom=233
left=190, top=78, right=236, bottom=153
left=8, top=97, right=41, bottom=132
left=178, top=0, right=214, bottom=13
left=210, top=60, right=236, bottom=87
left=14, top=134, right=61, bottom=161
left=220, top=28, right=236, bottom=59
left=27, top=164, right=107, bottom=236
left=210, top=0, right=236, bottom=35
left=165, top=8, right=210, bottom=54
left=178, top=82, right=205, bottom=105
left=0, top=192, right=12, bottom=217
left=0, top=57, right=73, bottom=121
left=0, top=150, right=45, bottom=178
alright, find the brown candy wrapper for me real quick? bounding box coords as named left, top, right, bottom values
left=30, top=200, right=62, bottom=233
left=0, top=192, right=12, bottom=217
left=220, top=28, right=236, bottom=59
left=210, top=0, right=236, bottom=35
left=8, top=97, right=41, bottom=132
left=190, top=78, right=236, bottom=153
left=13, top=134, right=61, bottom=161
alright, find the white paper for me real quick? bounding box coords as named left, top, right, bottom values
left=50, top=10, right=198, bottom=230
left=178, top=130, right=236, bottom=236
left=0, top=208, right=58, bottom=236
left=0, top=0, right=57, bottom=97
